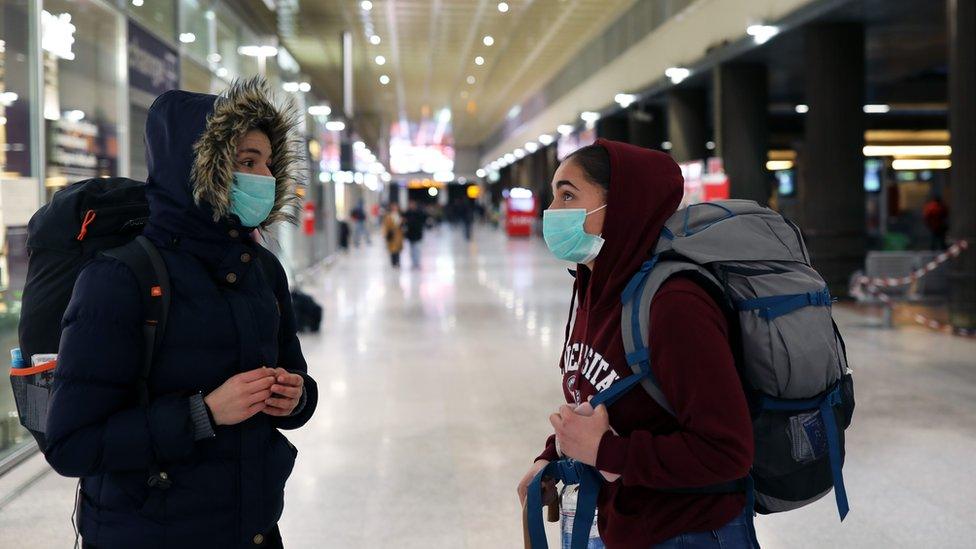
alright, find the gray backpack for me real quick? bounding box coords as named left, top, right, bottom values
left=598, top=200, right=854, bottom=521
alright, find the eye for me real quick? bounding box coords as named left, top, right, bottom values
left=239, top=159, right=254, bottom=168
left=561, top=191, right=574, bottom=202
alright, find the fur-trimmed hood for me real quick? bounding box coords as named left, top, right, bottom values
left=143, top=78, right=303, bottom=245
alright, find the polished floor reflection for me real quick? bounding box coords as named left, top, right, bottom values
left=1, top=224, right=975, bottom=548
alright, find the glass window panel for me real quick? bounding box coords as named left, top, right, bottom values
left=0, top=0, right=37, bottom=461
left=128, top=0, right=176, bottom=43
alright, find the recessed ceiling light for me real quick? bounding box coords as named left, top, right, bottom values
left=370, top=35, right=381, bottom=45
left=476, top=169, right=487, bottom=178
left=863, top=104, right=891, bottom=114
left=795, top=104, right=809, bottom=114
left=665, top=67, right=691, bottom=84
left=557, top=124, right=574, bottom=136
left=475, top=56, right=485, bottom=66
left=132, top=0, right=144, bottom=6
left=361, top=1, right=373, bottom=11
left=299, top=82, right=311, bottom=93
left=615, top=93, right=638, bottom=108
left=179, top=33, right=196, bottom=44
left=580, top=111, right=601, bottom=123
left=308, top=105, right=332, bottom=116
left=483, top=35, right=495, bottom=47
left=379, top=74, right=390, bottom=85
left=538, top=134, right=554, bottom=146
left=467, top=75, right=476, bottom=85
left=375, top=55, right=386, bottom=66
left=746, top=24, right=779, bottom=45
left=661, top=141, right=673, bottom=150
left=498, top=2, right=510, bottom=13
left=525, top=142, right=539, bottom=153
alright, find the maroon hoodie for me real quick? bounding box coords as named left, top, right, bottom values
left=536, top=139, right=753, bottom=547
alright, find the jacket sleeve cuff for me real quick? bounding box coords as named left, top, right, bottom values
left=288, top=387, right=308, bottom=417
left=535, top=434, right=560, bottom=463
left=596, top=431, right=629, bottom=475
left=188, top=393, right=216, bottom=441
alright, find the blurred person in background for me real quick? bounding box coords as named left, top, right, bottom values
left=922, top=194, right=949, bottom=250
left=403, top=200, right=427, bottom=270
left=351, top=200, right=370, bottom=247
left=383, top=203, right=405, bottom=268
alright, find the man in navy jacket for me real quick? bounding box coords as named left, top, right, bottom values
left=45, top=78, right=318, bottom=548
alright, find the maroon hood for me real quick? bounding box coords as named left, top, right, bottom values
left=582, top=138, right=684, bottom=311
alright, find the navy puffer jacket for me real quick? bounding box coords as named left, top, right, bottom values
left=45, top=78, right=318, bottom=548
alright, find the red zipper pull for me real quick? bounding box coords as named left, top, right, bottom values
left=77, top=210, right=97, bottom=241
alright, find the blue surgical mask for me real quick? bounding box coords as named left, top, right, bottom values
left=542, top=204, right=607, bottom=264
left=229, top=172, right=276, bottom=228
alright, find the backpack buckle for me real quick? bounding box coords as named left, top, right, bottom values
left=147, top=471, right=172, bottom=490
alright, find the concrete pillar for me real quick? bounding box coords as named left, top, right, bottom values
left=667, top=89, right=708, bottom=163
left=798, top=24, right=866, bottom=296
left=628, top=105, right=667, bottom=151
left=948, top=0, right=976, bottom=328
left=714, top=63, right=770, bottom=204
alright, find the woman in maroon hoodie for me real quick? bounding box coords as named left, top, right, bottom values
left=517, top=139, right=756, bottom=548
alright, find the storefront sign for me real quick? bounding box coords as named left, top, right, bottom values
left=128, top=20, right=180, bottom=101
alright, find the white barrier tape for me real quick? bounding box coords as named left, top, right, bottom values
left=850, top=240, right=974, bottom=337
left=855, top=240, right=969, bottom=289
left=912, top=314, right=976, bottom=338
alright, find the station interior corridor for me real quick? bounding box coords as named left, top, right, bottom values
left=0, top=225, right=974, bottom=548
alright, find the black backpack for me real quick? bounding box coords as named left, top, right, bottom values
left=12, top=177, right=170, bottom=451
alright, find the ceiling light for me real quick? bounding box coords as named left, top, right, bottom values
left=238, top=45, right=278, bottom=57
left=379, top=74, right=390, bottom=85
left=283, top=82, right=300, bottom=92
left=863, top=145, right=951, bottom=157
left=476, top=169, right=487, bottom=178
left=513, top=148, right=526, bottom=159
left=706, top=141, right=716, bottom=150
left=557, top=124, right=574, bottom=136
left=467, top=75, right=476, bottom=85
left=354, top=141, right=366, bottom=150
left=325, top=121, right=346, bottom=132
left=892, top=159, right=952, bottom=170
left=766, top=160, right=794, bottom=171
left=863, top=104, right=891, bottom=114
left=216, top=67, right=229, bottom=78
left=498, top=2, right=510, bottom=13
left=428, top=187, right=439, bottom=197
left=361, top=1, right=373, bottom=11
left=615, top=93, right=638, bottom=108
left=207, top=53, right=222, bottom=64
left=538, top=134, right=554, bottom=146
left=580, top=111, right=601, bottom=123
left=375, top=55, right=386, bottom=65
left=795, top=104, right=809, bottom=114
left=475, top=56, right=485, bottom=66
left=483, top=35, right=495, bottom=47
left=299, top=82, right=311, bottom=93
left=308, top=105, right=332, bottom=116
left=179, top=33, right=196, bottom=44
left=746, top=24, right=779, bottom=45
left=665, top=67, right=691, bottom=84
left=438, top=108, right=452, bottom=123
left=661, top=141, right=673, bottom=150
left=434, top=171, right=455, bottom=182
left=63, top=110, right=85, bottom=122
left=132, top=0, right=144, bottom=6
left=525, top=142, right=539, bottom=153
left=504, top=153, right=516, bottom=163
left=370, top=35, right=381, bottom=45
left=507, top=105, right=521, bottom=119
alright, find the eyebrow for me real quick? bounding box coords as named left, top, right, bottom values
left=556, top=180, right=579, bottom=191
left=236, top=148, right=266, bottom=156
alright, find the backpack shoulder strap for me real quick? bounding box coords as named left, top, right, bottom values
left=619, top=257, right=720, bottom=415
left=101, top=235, right=171, bottom=406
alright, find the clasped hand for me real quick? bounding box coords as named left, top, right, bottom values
left=204, top=366, right=304, bottom=426
left=549, top=399, right=610, bottom=467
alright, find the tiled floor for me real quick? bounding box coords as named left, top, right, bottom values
left=1, top=224, right=974, bottom=548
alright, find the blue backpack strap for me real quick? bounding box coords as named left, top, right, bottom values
left=526, top=459, right=603, bottom=549
left=760, top=385, right=850, bottom=521
left=734, top=286, right=833, bottom=321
